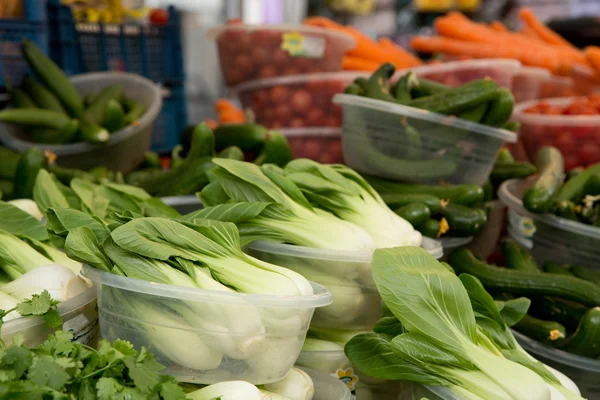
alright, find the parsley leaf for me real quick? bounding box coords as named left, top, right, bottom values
left=124, top=347, right=163, bottom=393
left=14, top=291, right=63, bottom=329
left=27, top=355, right=70, bottom=390
left=2, top=346, right=32, bottom=380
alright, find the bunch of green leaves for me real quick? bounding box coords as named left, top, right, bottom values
left=0, top=330, right=186, bottom=400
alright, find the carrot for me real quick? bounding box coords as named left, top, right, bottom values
left=490, top=21, right=507, bottom=32
left=342, top=56, right=379, bottom=71
left=585, top=46, right=600, bottom=77
left=378, top=37, right=423, bottom=67
left=519, top=7, right=577, bottom=50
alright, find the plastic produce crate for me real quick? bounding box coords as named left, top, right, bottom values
left=0, top=0, right=48, bottom=89
left=46, top=0, right=186, bottom=153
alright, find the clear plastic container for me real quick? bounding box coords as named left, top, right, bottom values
left=499, top=178, right=600, bottom=267
left=498, top=178, right=537, bottom=240
left=438, top=236, right=473, bottom=261
left=246, top=238, right=442, bottom=330
left=0, top=72, right=162, bottom=173
left=83, top=265, right=332, bottom=384
left=209, top=24, right=355, bottom=87
left=160, top=195, right=202, bottom=215
left=467, top=200, right=506, bottom=260
left=512, top=66, right=551, bottom=103
left=404, top=59, right=521, bottom=89
left=300, top=367, right=352, bottom=400
left=513, top=330, right=600, bottom=398
left=2, top=285, right=98, bottom=348
left=235, top=72, right=367, bottom=129
left=512, top=97, right=600, bottom=170
left=281, top=127, right=343, bottom=164
left=335, top=94, right=517, bottom=185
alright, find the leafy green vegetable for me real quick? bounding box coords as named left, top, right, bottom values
left=0, top=201, right=47, bottom=241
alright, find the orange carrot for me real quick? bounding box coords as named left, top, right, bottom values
left=585, top=46, right=600, bottom=77
left=378, top=37, right=423, bottom=67
left=342, top=56, right=379, bottom=71
left=519, top=8, right=576, bottom=50
left=490, top=21, right=507, bottom=32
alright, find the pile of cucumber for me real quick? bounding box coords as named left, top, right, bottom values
left=484, top=148, right=538, bottom=201
left=450, top=244, right=600, bottom=360
left=344, top=63, right=516, bottom=129
left=0, top=40, right=144, bottom=145
left=523, top=146, right=600, bottom=227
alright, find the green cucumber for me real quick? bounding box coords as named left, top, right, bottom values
left=501, top=238, right=540, bottom=273
left=480, top=88, right=514, bottom=127
left=11, top=88, right=38, bottom=109
left=30, top=127, right=77, bottom=144
left=392, top=71, right=418, bottom=103
left=187, top=123, right=216, bottom=160
left=366, top=178, right=484, bottom=206
left=449, top=248, right=600, bottom=307
left=22, top=76, right=66, bottom=113
left=515, top=314, right=567, bottom=345
left=394, top=203, right=431, bottom=227
left=102, top=99, right=125, bottom=132
left=214, top=123, right=268, bottom=152
left=564, top=307, right=600, bottom=358
left=502, top=121, right=521, bottom=132
left=362, top=63, right=396, bottom=102
left=253, top=130, right=293, bottom=166
left=440, top=203, right=487, bottom=236
left=523, top=146, right=564, bottom=213
left=122, top=98, right=145, bottom=125
left=553, top=200, right=579, bottom=221
left=490, top=162, right=537, bottom=184
left=529, top=296, right=589, bottom=331
left=344, top=83, right=363, bottom=95
left=13, top=148, right=47, bottom=199
left=482, top=179, right=494, bottom=202
left=22, top=40, right=84, bottom=118
left=380, top=193, right=443, bottom=215
left=411, top=78, right=450, bottom=97
left=571, top=265, right=600, bottom=286
left=417, top=218, right=443, bottom=238
left=406, top=80, right=499, bottom=115
left=553, top=162, right=600, bottom=204
left=78, top=123, right=110, bottom=145
left=543, top=262, right=574, bottom=276
left=0, top=147, right=21, bottom=180
left=0, top=108, right=78, bottom=132
left=457, top=103, right=488, bottom=123
left=85, top=85, right=124, bottom=125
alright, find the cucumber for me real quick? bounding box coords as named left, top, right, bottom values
left=529, top=296, right=589, bottom=331
left=490, top=162, right=537, bottom=184
left=457, top=103, right=488, bottom=123
left=218, top=146, right=245, bottom=161
left=440, top=203, right=487, bottom=236
left=102, top=99, right=125, bottom=132
left=0, top=147, right=21, bottom=180
left=394, top=203, right=431, bottom=227
left=214, top=123, right=267, bottom=152
left=380, top=193, right=443, bottom=215
left=502, top=120, right=521, bottom=132
left=406, top=80, right=500, bottom=115
left=497, top=148, right=515, bottom=163
left=501, top=238, right=540, bottom=273
left=514, top=314, right=567, bottom=345
left=571, top=265, right=600, bottom=286
left=22, top=40, right=84, bottom=118
left=84, top=85, right=124, bottom=125
left=344, top=83, right=363, bottom=95
left=411, top=78, right=450, bottom=97
left=543, top=261, right=574, bottom=276
left=22, top=76, right=66, bottom=113
left=11, top=88, right=38, bottom=109
left=482, top=179, right=494, bottom=202
left=553, top=200, right=579, bottom=221
left=581, top=174, right=600, bottom=197
left=78, top=123, right=110, bottom=145
left=0, top=109, right=78, bottom=132
left=553, top=162, right=600, bottom=204
left=392, top=71, right=418, bottom=103
left=366, top=178, right=484, bottom=206
left=253, top=130, right=293, bottom=166
left=13, top=148, right=47, bottom=199
left=187, top=123, right=215, bottom=160
left=523, top=146, right=564, bottom=213
left=564, top=307, right=600, bottom=358
left=480, top=88, right=514, bottom=127
left=30, top=127, right=77, bottom=144
left=403, top=124, right=422, bottom=160
left=122, top=98, right=145, bottom=125
left=417, top=218, right=443, bottom=238
left=362, top=63, right=396, bottom=102
left=448, top=248, right=600, bottom=307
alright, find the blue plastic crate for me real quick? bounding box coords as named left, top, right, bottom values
left=0, top=0, right=48, bottom=88
left=46, top=0, right=187, bottom=152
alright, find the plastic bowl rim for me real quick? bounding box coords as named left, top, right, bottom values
left=160, top=195, right=202, bottom=208
left=232, top=71, right=370, bottom=95
left=334, top=94, right=517, bottom=143
left=400, top=58, right=521, bottom=76
left=513, top=96, right=600, bottom=125
left=0, top=72, right=162, bottom=155
left=279, top=127, right=342, bottom=138
left=82, top=265, right=333, bottom=308
left=2, top=284, right=96, bottom=335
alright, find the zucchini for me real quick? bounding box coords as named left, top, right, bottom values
left=78, top=123, right=110, bottom=145
left=564, top=307, right=600, bottom=358
left=214, top=123, right=267, bottom=152
left=440, top=203, right=487, bottom=236
left=543, top=261, right=574, bottom=276
left=11, top=88, right=38, bottom=109
left=122, top=98, right=145, bottom=125
left=381, top=193, right=443, bottom=215
left=490, top=162, right=537, bottom=184
left=523, top=146, right=564, bottom=213
left=480, top=88, right=514, bottom=127
left=553, top=162, right=600, bottom=204
left=514, top=314, right=566, bottom=345
left=84, top=85, right=124, bottom=125
left=21, top=40, right=84, bottom=118
left=406, top=80, right=499, bottom=115
left=417, top=218, right=443, bottom=239
left=529, top=296, right=589, bottom=331
left=0, top=147, right=21, bottom=180
left=449, top=248, right=600, bottom=307
left=501, top=238, right=540, bottom=273
left=22, top=76, right=66, bottom=113
left=13, top=148, right=47, bottom=199
left=553, top=200, right=579, bottom=221
left=571, top=265, right=600, bottom=286
left=102, top=99, right=125, bottom=132
left=367, top=177, right=484, bottom=206
left=394, top=203, right=431, bottom=227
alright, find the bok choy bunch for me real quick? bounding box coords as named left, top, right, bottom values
left=283, top=159, right=422, bottom=248
left=63, top=215, right=321, bottom=380
left=344, top=247, right=584, bottom=400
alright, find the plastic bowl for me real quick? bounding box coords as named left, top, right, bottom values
left=300, top=367, right=352, bottom=400
left=334, top=94, right=517, bottom=185
left=281, top=127, right=343, bottom=164
left=498, top=178, right=537, bottom=240
left=209, top=24, right=355, bottom=87
left=83, top=265, right=331, bottom=384
left=405, top=59, right=521, bottom=89
left=512, top=66, right=551, bottom=103
left=160, top=195, right=202, bottom=215
left=498, top=178, right=600, bottom=267
left=246, top=238, right=442, bottom=330
left=512, top=97, right=600, bottom=170
left=1, top=284, right=98, bottom=348
left=235, top=72, right=367, bottom=129
left=513, top=330, right=600, bottom=398
left=0, top=72, right=162, bottom=173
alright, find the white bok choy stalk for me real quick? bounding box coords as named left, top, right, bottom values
left=7, top=199, right=43, bottom=220
left=1, top=264, right=88, bottom=302
left=193, top=159, right=375, bottom=252
left=283, top=159, right=422, bottom=248
left=261, top=367, right=315, bottom=400
left=0, top=229, right=55, bottom=280
left=186, top=381, right=269, bottom=400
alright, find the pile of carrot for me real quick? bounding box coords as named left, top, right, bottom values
left=304, top=16, right=423, bottom=72
left=204, top=99, right=246, bottom=129
left=411, top=8, right=600, bottom=79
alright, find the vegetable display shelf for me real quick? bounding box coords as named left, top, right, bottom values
left=46, top=0, right=186, bottom=153
left=0, top=0, right=48, bottom=89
